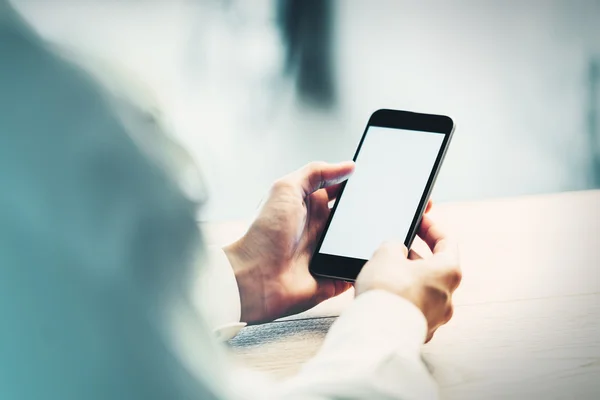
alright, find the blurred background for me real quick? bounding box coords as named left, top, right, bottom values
left=12, top=0, right=600, bottom=221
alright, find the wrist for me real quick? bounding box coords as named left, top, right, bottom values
left=355, top=278, right=426, bottom=319
left=223, top=240, right=266, bottom=324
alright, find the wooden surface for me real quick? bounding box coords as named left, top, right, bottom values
left=203, top=190, right=600, bottom=399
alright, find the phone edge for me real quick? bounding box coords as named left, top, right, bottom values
left=405, top=121, right=456, bottom=249
left=310, top=113, right=456, bottom=281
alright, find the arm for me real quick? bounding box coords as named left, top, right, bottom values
left=275, top=290, right=438, bottom=400
left=195, top=242, right=439, bottom=399
left=193, top=245, right=247, bottom=340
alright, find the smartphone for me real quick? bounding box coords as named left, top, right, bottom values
left=309, top=109, right=455, bottom=281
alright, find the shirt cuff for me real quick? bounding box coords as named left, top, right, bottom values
left=193, top=245, right=246, bottom=341
left=321, top=289, right=428, bottom=360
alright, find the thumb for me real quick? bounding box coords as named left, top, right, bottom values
left=374, top=239, right=409, bottom=259
left=291, top=161, right=355, bottom=198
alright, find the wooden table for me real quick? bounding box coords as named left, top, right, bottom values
left=202, top=190, right=600, bottom=399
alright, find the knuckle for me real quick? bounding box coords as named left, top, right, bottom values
left=447, top=267, right=462, bottom=289
left=448, top=267, right=462, bottom=287
left=271, top=178, right=295, bottom=193
left=304, top=161, right=326, bottom=179
left=434, top=255, right=462, bottom=290
left=306, top=161, right=327, bottom=171
left=307, top=162, right=327, bottom=188
left=445, top=304, right=454, bottom=323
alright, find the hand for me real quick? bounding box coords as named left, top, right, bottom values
left=355, top=214, right=461, bottom=342
left=224, top=161, right=356, bottom=324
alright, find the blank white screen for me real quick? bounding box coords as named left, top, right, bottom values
left=319, top=126, right=444, bottom=260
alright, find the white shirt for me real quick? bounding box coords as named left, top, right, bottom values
left=190, top=246, right=439, bottom=400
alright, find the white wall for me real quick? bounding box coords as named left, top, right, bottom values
left=13, top=0, right=600, bottom=221
left=333, top=0, right=600, bottom=203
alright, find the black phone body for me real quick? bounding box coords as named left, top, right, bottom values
left=309, top=109, right=455, bottom=282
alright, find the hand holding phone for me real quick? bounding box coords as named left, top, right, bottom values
left=355, top=214, right=461, bottom=342
left=310, top=109, right=455, bottom=281
left=223, top=161, right=356, bottom=323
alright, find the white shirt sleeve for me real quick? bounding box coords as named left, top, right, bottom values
left=192, top=245, right=246, bottom=340
left=270, top=290, right=439, bottom=400
left=190, top=245, right=438, bottom=398
left=192, top=245, right=438, bottom=399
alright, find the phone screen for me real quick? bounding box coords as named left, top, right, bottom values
left=319, top=126, right=445, bottom=260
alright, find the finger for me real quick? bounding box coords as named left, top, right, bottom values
left=316, top=278, right=353, bottom=303
left=425, top=305, right=454, bottom=343
left=428, top=243, right=461, bottom=293
left=418, top=214, right=448, bottom=254
left=334, top=279, right=353, bottom=297
left=425, top=330, right=435, bottom=344
left=444, top=303, right=455, bottom=323
left=408, top=248, right=423, bottom=260
left=374, top=240, right=408, bottom=259
left=425, top=199, right=433, bottom=214
left=325, top=182, right=344, bottom=201
left=306, top=189, right=331, bottom=239
left=290, top=161, right=355, bottom=198
left=440, top=262, right=462, bottom=293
